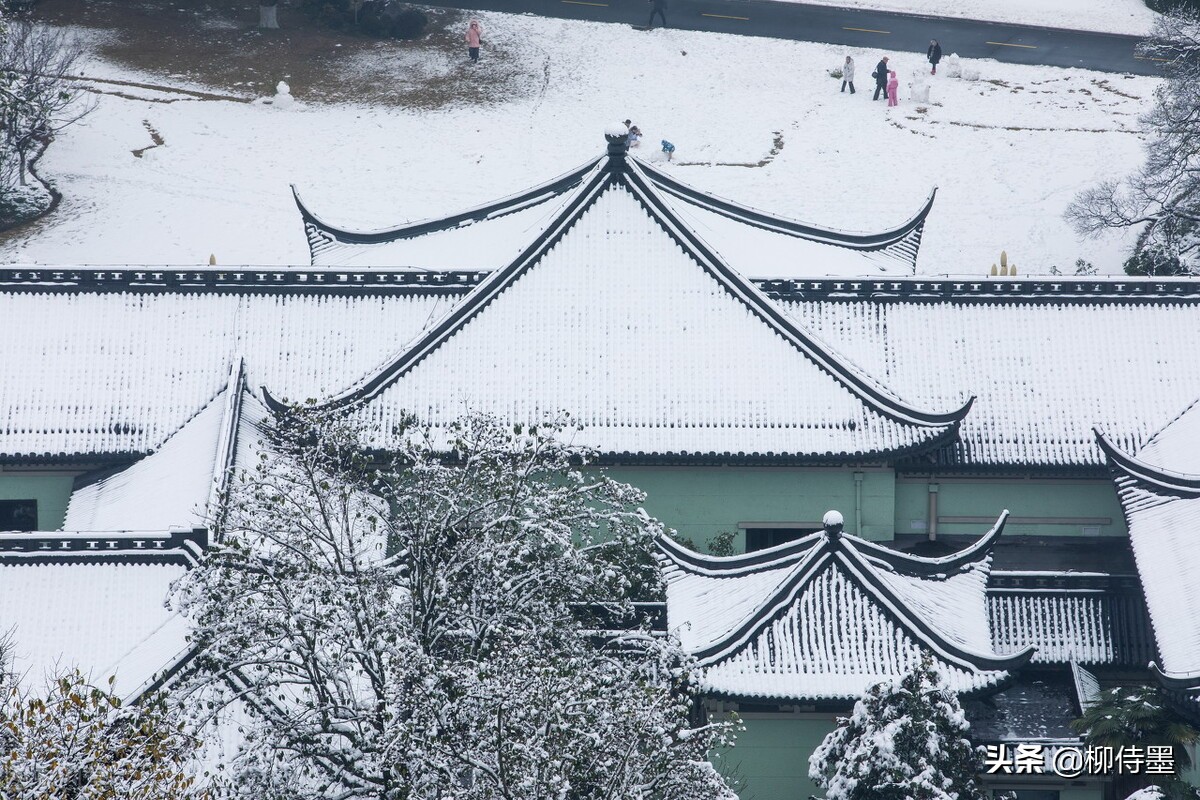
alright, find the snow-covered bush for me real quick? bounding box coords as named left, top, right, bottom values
left=809, top=657, right=991, bottom=800
left=172, top=408, right=737, bottom=800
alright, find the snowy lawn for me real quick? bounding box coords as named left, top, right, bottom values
left=789, top=0, right=1159, bottom=36
left=0, top=11, right=1157, bottom=276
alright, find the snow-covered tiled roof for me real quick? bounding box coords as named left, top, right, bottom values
left=4, top=147, right=1200, bottom=468
left=657, top=513, right=1031, bottom=701
left=274, top=156, right=966, bottom=461
left=1101, top=429, right=1200, bottom=689
left=988, top=589, right=1154, bottom=666
left=0, top=559, right=188, bottom=698
left=63, top=368, right=236, bottom=533
left=780, top=297, right=1200, bottom=468
left=1134, top=397, right=1200, bottom=475
left=0, top=291, right=454, bottom=460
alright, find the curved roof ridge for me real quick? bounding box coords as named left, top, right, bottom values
left=637, top=155, right=935, bottom=262
left=1096, top=429, right=1200, bottom=497
left=684, top=529, right=1033, bottom=672
left=263, top=158, right=617, bottom=413
left=294, top=156, right=603, bottom=262
left=1150, top=662, right=1200, bottom=692
left=834, top=540, right=1033, bottom=671
left=1141, top=395, right=1200, bottom=452
left=655, top=529, right=823, bottom=576
left=621, top=158, right=972, bottom=428
left=268, top=148, right=971, bottom=438
left=689, top=546, right=834, bottom=665
left=849, top=511, right=1010, bottom=576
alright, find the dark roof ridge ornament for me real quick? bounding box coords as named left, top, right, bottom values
left=604, top=122, right=629, bottom=158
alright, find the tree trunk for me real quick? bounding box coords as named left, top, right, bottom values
left=259, top=5, right=279, bottom=29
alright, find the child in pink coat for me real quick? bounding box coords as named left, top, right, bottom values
left=466, top=19, right=483, bottom=62
left=886, top=70, right=899, bottom=107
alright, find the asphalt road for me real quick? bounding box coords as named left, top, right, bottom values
left=430, top=0, right=1163, bottom=76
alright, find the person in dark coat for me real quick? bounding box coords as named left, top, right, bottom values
left=928, top=39, right=942, bottom=74
left=648, top=0, right=667, bottom=28
left=872, top=56, right=889, bottom=101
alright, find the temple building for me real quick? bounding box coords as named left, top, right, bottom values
left=1, top=130, right=1199, bottom=799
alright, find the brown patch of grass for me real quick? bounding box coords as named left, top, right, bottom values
left=131, top=120, right=165, bottom=157
left=32, top=0, right=532, bottom=109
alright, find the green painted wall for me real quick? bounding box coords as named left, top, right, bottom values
left=715, top=716, right=1107, bottom=800
left=894, top=478, right=1127, bottom=539
left=602, top=467, right=896, bottom=550
left=0, top=474, right=74, bottom=530
left=717, top=714, right=835, bottom=800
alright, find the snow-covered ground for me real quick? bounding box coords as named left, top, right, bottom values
left=790, top=0, right=1158, bottom=36
left=0, top=14, right=1156, bottom=276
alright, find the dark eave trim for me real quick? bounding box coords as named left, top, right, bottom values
left=0, top=267, right=489, bottom=294
left=1151, top=662, right=1200, bottom=692
left=852, top=510, right=1009, bottom=576
left=295, top=156, right=601, bottom=258
left=640, top=157, right=935, bottom=255
left=0, top=528, right=208, bottom=567
left=655, top=529, right=823, bottom=575
left=1097, top=429, right=1200, bottom=497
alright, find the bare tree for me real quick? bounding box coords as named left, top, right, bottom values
left=0, top=19, right=93, bottom=199
left=1066, top=10, right=1200, bottom=274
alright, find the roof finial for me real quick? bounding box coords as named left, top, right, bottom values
left=822, top=509, right=844, bottom=540
left=604, top=122, right=629, bottom=157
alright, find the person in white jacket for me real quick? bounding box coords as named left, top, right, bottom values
left=841, top=56, right=856, bottom=94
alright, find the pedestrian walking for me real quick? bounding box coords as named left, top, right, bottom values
left=872, top=56, right=889, bottom=101
left=648, top=0, right=667, bottom=28
left=465, top=19, right=483, bottom=62
left=887, top=70, right=899, bottom=107
left=927, top=39, right=942, bottom=74
left=661, top=139, right=675, bottom=161
left=841, top=56, right=856, bottom=94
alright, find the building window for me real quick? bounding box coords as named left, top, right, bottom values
left=744, top=527, right=815, bottom=552
left=0, top=499, right=37, bottom=532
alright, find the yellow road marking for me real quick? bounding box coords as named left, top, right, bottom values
left=562, top=1, right=609, bottom=6
left=1133, top=55, right=1170, bottom=62
left=702, top=12, right=750, bottom=20
left=986, top=41, right=1037, bottom=49
left=842, top=26, right=890, bottom=34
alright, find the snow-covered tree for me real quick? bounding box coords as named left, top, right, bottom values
left=0, top=670, right=209, bottom=799
left=1066, top=9, right=1200, bottom=275
left=0, top=16, right=91, bottom=218
left=173, top=408, right=736, bottom=800
left=808, top=657, right=990, bottom=800
left=1073, top=686, right=1200, bottom=800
